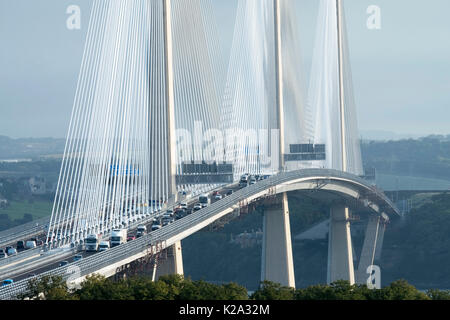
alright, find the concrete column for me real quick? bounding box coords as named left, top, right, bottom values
left=261, top=193, right=295, bottom=288
left=374, top=220, right=386, bottom=262
left=327, top=205, right=355, bottom=284
left=356, top=215, right=380, bottom=284
left=155, top=240, right=184, bottom=280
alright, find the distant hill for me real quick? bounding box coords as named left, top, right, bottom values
left=360, top=130, right=424, bottom=141
left=1, top=134, right=450, bottom=183
left=0, top=136, right=65, bottom=160
left=361, top=136, right=450, bottom=182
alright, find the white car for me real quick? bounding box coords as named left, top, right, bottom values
left=137, top=224, right=147, bottom=233
left=193, top=203, right=202, bottom=211
left=98, top=241, right=110, bottom=252
left=214, top=194, right=223, bottom=200
left=180, top=202, right=188, bottom=210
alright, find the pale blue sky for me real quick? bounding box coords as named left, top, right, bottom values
left=0, top=0, right=449, bottom=139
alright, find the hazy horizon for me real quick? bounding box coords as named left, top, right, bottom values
left=1, top=0, right=449, bottom=139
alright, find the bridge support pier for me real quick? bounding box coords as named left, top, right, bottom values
left=327, top=205, right=355, bottom=284
left=356, top=215, right=380, bottom=285
left=261, top=192, right=295, bottom=288
left=153, top=240, right=184, bottom=280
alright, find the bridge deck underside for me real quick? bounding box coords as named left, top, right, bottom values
left=285, top=189, right=381, bottom=217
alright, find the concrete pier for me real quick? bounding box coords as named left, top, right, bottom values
left=154, top=240, right=184, bottom=280
left=261, top=193, right=295, bottom=288
left=327, top=205, right=355, bottom=284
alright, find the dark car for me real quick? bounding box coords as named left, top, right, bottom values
left=176, top=209, right=186, bottom=220
left=1, top=279, right=13, bottom=287
left=59, top=261, right=69, bottom=267
left=16, top=241, right=25, bottom=251
left=166, top=209, right=174, bottom=217
left=226, top=189, right=233, bottom=196
left=136, top=231, right=146, bottom=238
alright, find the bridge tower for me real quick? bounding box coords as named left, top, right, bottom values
left=154, top=0, right=184, bottom=280
left=326, top=0, right=355, bottom=285
left=260, top=0, right=296, bottom=289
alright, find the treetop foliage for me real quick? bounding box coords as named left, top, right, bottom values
left=18, top=275, right=450, bottom=301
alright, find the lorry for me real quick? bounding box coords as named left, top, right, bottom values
left=85, top=234, right=100, bottom=252
left=239, top=174, right=250, bottom=188
left=110, top=229, right=127, bottom=248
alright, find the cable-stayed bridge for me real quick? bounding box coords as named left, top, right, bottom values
left=0, top=0, right=399, bottom=299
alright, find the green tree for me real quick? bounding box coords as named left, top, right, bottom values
left=426, top=289, right=450, bottom=300
left=128, top=276, right=171, bottom=300
left=157, top=274, right=184, bottom=299
left=76, top=274, right=133, bottom=300
left=372, top=280, right=430, bottom=300
left=177, top=280, right=248, bottom=300
left=220, top=282, right=249, bottom=300
left=179, top=280, right=219, bottom=300
left=251, top=281, right=295, bottom=300
left=295, top=281, right=369, bottom=300
left=18, top=275, right=76, bottom=300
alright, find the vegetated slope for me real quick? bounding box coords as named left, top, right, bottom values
left=184, top=192, right=450, bottom=290
left=381, top=193, right=450, bottom=289
left=182, top=192, right=329, bottom=290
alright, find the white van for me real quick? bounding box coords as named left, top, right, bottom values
left=98, top=241, right=110, bottom=252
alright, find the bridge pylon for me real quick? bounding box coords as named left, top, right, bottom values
left=261, top=192, right=295, bottom=288
left=327, top=205, right=355, bottom=284
left=153, top=240, right=184, bottom=280
left=153, top=0, right=184, bottom=281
